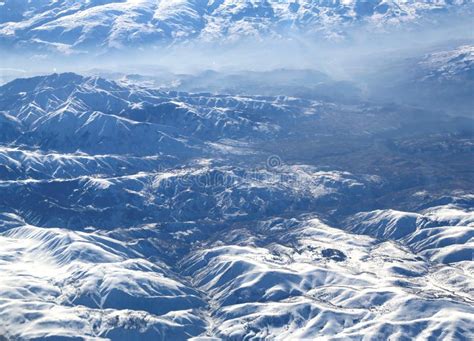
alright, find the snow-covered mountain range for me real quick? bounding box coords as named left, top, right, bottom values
left=0, top=0, right=473, bottom=338
left=0, top=0, right=472, bottom=53
left=0, top=72, right=472, bottom=340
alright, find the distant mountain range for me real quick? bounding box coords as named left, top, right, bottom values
left=363, top=44, right=474, bottom=114
left=0, top=0, right=472, bottom=53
